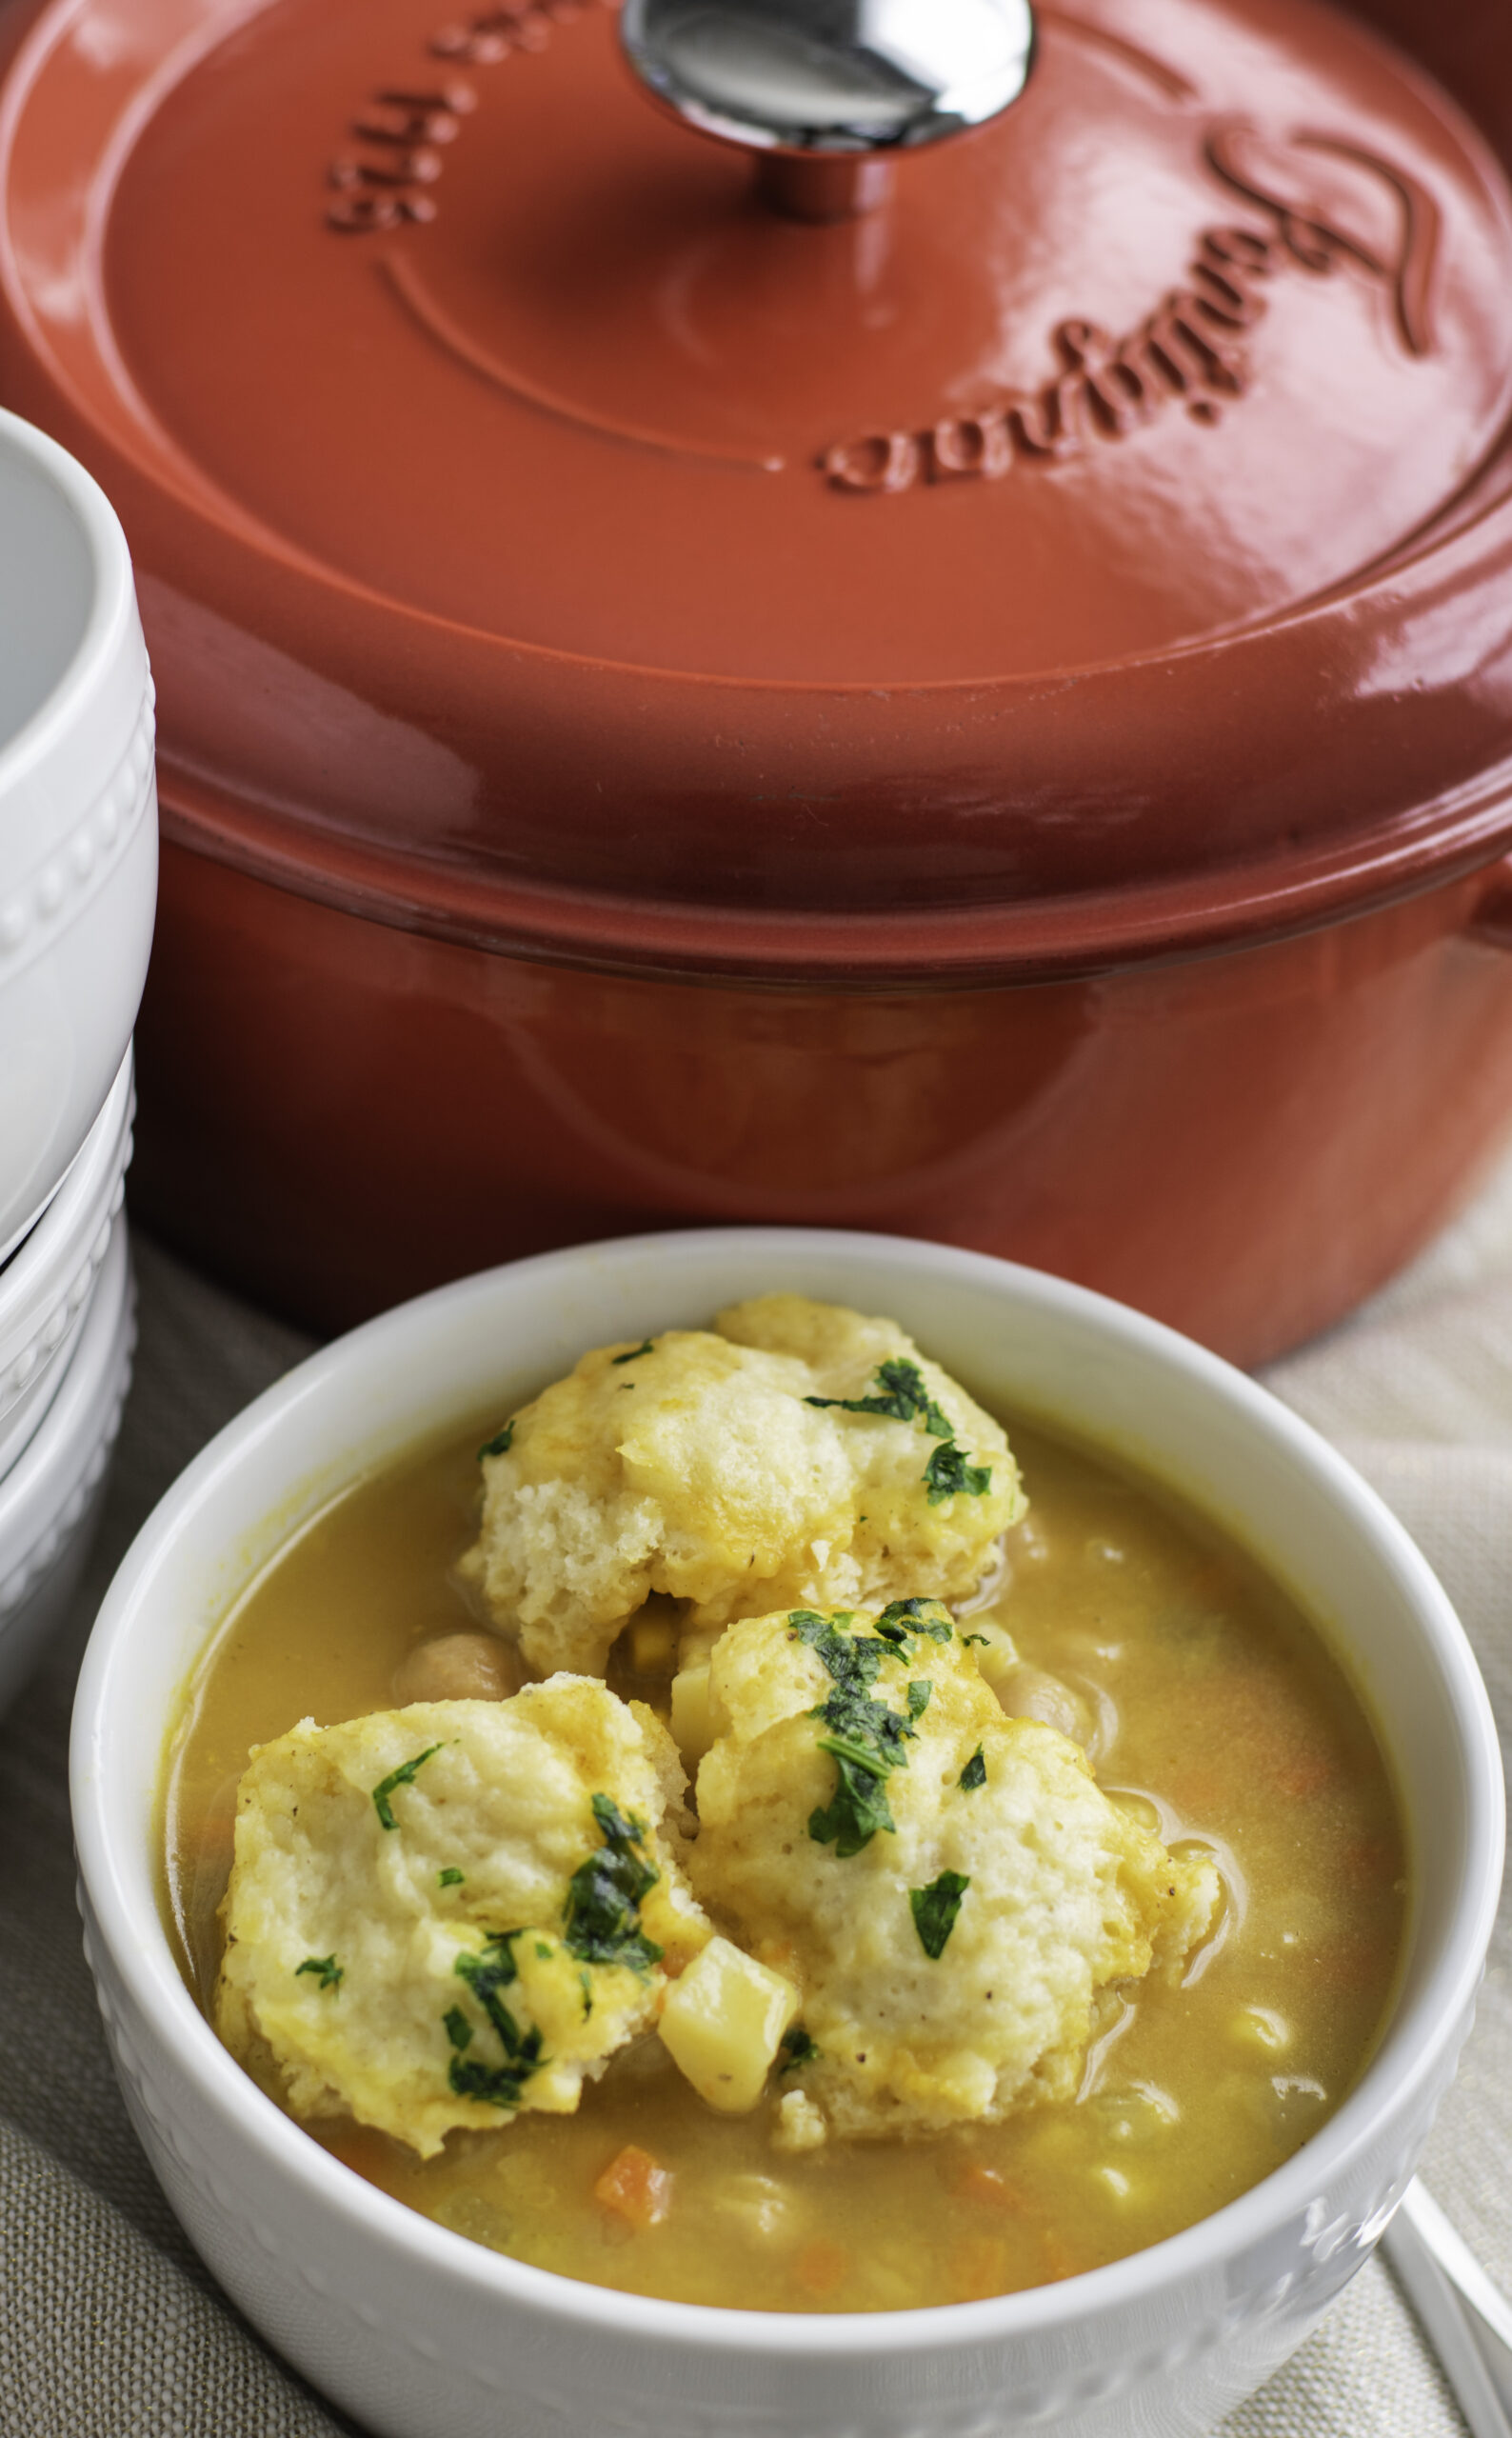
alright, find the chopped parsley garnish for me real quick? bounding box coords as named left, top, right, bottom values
left=371, top=1742, right=446, bottom=1831
left=923, top=1442, right=994, bottom=1506
left=534, top=1939, right=552, bottom=1961
left=563, top=1793, right=664, bottom=1974
left=447, top=1933, right=545, bottom=2108
left=789, top=1609, right=921, bottom=1858
left=579, top=1967, right=594, bottom=2020
left=962, top=1632, right=989, bottom=1647
left=295, top=1954, right=343, bottom=1992
left=959, top=1746, right=987, bottom=1791
left=805, top=1360, right=991, bottom=1507
left=448, top=2055, right=533, bottom=2108
left=876, top=1597, right=954, bottom=1645
left=611, top=1339, right=655, bottom=1365
left=779, top=2026, right=820, bottom=2071
left=438, top=1867, right=466, bottom=1888
left=906, top=1680, right=933, bottom=1720
left=910, top=1869, right=971, bottom=1959
left=478, top=1420, right=514, bottom=1459
left=806, top=1356, right=952, bottom=1438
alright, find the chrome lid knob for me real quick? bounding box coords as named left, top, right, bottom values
left=620, top=0, right=1036, bottom=218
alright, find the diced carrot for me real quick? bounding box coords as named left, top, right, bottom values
left=593, top=2144, right=673, bottom=2229
left=1041, top=2230, right=1084, bottom=2283
left=195, top=1813, right=236, bottom=1869
left=793, top=2238, right=850, bottom=2299
left=1273, top=1751, right=1334, bottom=1801
left=947, top=2160, right=1024, bottom=2212
left=1345, top=1834, right=1397, bottom=1883
left=1164, top=1768, right=1224, bottom=1818
left=1308, top=1938, right=1376, bottom=1993
left=949, top=2235, right=1008, bottom=2302
left=1185, top=1562, right=1237, bottom=1603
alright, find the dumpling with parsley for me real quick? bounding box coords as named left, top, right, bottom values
left=687, top=1601, right=1220, bottom=2141
left=462, top=1293, right=1023, bottom=1679
left=215, top=1680, right=710, bottom=2157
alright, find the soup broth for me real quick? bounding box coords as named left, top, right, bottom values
left=162, top=1414, right=1404, bottom=2313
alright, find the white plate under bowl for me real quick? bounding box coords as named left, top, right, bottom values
left=0, top=405, right=155, bottom=1262
left=0, top=1214, right=134, bottom=1716
left=71, top=1230, right=1503, bottom=2438
left=0, top=1044, right=132, bottom=1473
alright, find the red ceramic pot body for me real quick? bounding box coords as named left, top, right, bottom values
left=132, top=839, right=1512, bottom=1364
left=8, top=0, right=1512, bottom=1352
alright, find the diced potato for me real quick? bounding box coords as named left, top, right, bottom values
left=1230, top=2004, right=1291, bottom=2055
left=711, top=2171, right=804, bottom=2246
left=628, top=1614, right=677, bottom=1674
left=962, top=1620, right=1018, bottom=1687
left=669, top=1662, right=720, bottom=1769
left=659, top=1936, right=799, bottom=2113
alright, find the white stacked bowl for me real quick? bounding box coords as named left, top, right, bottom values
left=0, top=1049, right=137, bottom=1710
left=0, top=1195, right=135, bottom=1715
left=0, top=402, right=155, bottom=1260
left=0, top=1050, right=133, bottom=1474
left=0, top=404, right=154, bottom=1711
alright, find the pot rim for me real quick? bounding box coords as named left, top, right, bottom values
left=70, top=1225, right=1505, bottom=2362
left=159, top=765, right=1512, bottom=986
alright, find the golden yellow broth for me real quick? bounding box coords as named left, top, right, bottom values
left=161, top=1414, right=1405, bottom=2313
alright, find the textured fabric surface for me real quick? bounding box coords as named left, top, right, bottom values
left=5, top=1204, right=1510, bottom=2436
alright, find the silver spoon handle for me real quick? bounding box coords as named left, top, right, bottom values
left=1382, top=2179, right=1512, bottom=2438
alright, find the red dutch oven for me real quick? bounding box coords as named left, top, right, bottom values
left=3, top=0, right=1512, bottom=1360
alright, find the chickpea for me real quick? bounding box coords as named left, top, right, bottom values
left=391, top=1630, right=521, bottom=1705
left=992, top=1662, right=1091, bottom=1747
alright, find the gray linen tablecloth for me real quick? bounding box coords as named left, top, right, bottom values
left=5, top=1199, right=1511, bottom=2437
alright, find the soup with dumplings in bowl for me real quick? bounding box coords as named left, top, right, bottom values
left=161, top=1291, right=1405, bottom=2315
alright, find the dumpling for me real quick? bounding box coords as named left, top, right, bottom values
left=463, top=1293, right=1023, bottom=1678
left=686, top=1601, right=1219, bottom=2139
left=215, top=1680, right=709, bottom=2157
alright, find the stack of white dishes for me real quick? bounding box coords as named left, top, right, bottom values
left=0, top=405, right=157, bottom=1714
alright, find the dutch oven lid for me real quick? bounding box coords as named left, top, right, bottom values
left=3, top=0, right=1512, bottom=978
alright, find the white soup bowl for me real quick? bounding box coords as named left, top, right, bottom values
left=71, top=1229, right=1503, bottom=2438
